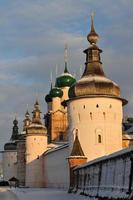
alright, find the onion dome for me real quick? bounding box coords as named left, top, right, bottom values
left=69, top=16, right=127, bottom=105
left=45, top=83, right=52, bottom=103
left=50, top=87, right=63, bottom=98
left=13, top=118, right=18, bottom=125
left=55, top=66, right=76, bottom=88
left=45, top=94, right=52, bottom=103
left=55, top=45, right=76, bottom=88
left=4, top=142, right=17, bottom=150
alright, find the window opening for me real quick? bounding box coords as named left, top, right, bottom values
left=90, top=112, right=92, bottom=120
left=98, top=135, right=102, bottom=143
left=59, top=132, right=63, bottom=141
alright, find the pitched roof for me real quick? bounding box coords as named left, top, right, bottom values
left=70, top=132, right=85, bottom=157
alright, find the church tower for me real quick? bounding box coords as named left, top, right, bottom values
left=45, top=46, right=76, bottom=143
left=67, top=16, right=127, bottom=161
left=25, top=99, right=47, bottom=187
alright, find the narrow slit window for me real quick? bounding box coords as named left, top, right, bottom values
left=103, top=112, right=106, bottom=119
left=90, top=112, right=92, bottom=120
left=98, top=135, right=102, bottom=143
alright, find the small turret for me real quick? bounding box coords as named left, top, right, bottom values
left=23, top=110, right=31, bottom=131
left=10, top=116, right=19, bottom=141
left=32, top=99, right=42, bottom=124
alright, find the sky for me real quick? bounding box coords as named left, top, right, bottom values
left=0, top=0, right=133, bottom=150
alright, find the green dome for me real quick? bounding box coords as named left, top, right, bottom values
left=55, top=67, right=76, bottom=88
left=50, top=87, right=63, bottom=98
left=45, top=94, right=52, bottom=103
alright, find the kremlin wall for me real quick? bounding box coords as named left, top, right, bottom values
left=1, top=16, right=133, bottom=199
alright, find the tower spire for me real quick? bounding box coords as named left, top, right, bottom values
left=50, top=71, right=53, bottom=86
left=87, top=13, right=99, bottom=45
left=64, top=44, right=69, bottom=73
left=82, top=14, right=104, bottom=77
left=10, top=115, right=19, bottom=141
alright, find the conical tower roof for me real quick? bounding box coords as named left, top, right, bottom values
left=70, top=131, right=85, bottom=157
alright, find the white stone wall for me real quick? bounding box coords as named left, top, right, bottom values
left=68, top=97, right=123, bottom=161
left=44, top=146, right=69, bottom=189
left=25, top=134, right=47, bottom=187
left=2, top=151, right=17, bottom=181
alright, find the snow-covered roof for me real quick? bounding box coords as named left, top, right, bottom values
left=44, top=143, right=68, bottom=155
left=28, top=123, right=45, bottom=128
left=123, top=134, right=133, bottom=140
left=75, top=146, right=133, bottom=170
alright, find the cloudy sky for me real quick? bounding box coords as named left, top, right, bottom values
left=0, top=0, right=133, bottom=150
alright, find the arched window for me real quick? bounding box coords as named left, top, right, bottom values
left=95, top=128, right=103, bottom=144
left=96, top=104, right=99, bottom=108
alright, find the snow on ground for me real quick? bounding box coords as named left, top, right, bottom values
left=11, top=188, right=90, bottom=200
